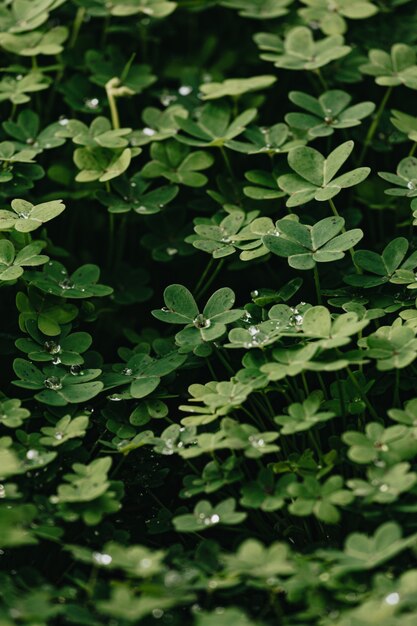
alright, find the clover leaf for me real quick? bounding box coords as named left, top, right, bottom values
left=2, top=109, right=65, bottom=152
left=220, top=0, right=293, bottom=19
left=0, top=239, right=48, bottom=281
left=152, top=284, right=243, bottom=352
left=360, top=44, right=417, bottom=88
left=141, top=140, right=214, bottom=187
left=189, top=210, right=257, bottom=258
left=39, top=414, right=89, bottom=446
left=199, top=75, right=276, bottom=100
left=298, top=0, right=378, bottom=36
left=240, top=468, right=295, bottom=511
left=348, top=462, right=416, bottom=504
left=173, top=497, right=246, bottom=532
left=256, top=26, right=351, bottom=70
left=379, top=157, right=417, bottom=197
left=278, top=140, right=370, bottom=207
left=0, top=199, right=65, bottom=232
left=285, top=90, right=375, bottom=138
left=13, top=358, right=104, bottom=406
left=343, top=422, right=409, bottom=464
left=363, top=321, right=417, bottom=370
left=390, top=109, right=417, bottom=142
left=175, top=102, right=257, bottom=147
left=97, top=173, right=178, bottom=214
left=345, top=237, right=417, bottom=287
left=0, top=73, right=50, bottom=105
left=0, top=398, right=30, bottom=429
left=275, top=390, right=335, bottom=434
left=15, top=319, right=92, bottom=365
left=288, top=475, right=353, bottom=524
left=0, top=26, right=68, bottom=56
left=264, top=215, right=363, bottom=269
left=227, top=122, right=305, bottom=155
left=29, top=261, right=113, bottom=299
left=85, top=47, right=156, bottom=94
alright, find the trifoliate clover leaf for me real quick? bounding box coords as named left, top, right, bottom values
left=39, top=414, right=89, bottom=446
left=345, top=237, right=417, bottom=287
left=277, top=140, right=370, bottom=207
left=379, top=157, right=417, bottom=197
left=141, top=140, right=214, bottom=187
left=321, top=522, right=417, bottom=576
left=360, top=44, right=417, bottom=88
left=189, top=210, right=258, bottom=258
left=97, top=173, right=178, bottom=215
left=129, top=105, right=188, bottom=146
left=227, top=123, right=305, bottom=155
left=179, top=381, right=255, bottom=427
left=96, top=586, right=179, bottom=622
left=285, top=90, right=375, bottom=138
left=288, top=475, right=353, bottom=524
left=222, top=539, right=294, bottom=579
left=29, top=261, right=113, bottom=299
left=343, top=422, right=409, bottom=464
left=16, top=288, right=78, bottom=337
left=0, top=199, right=65, bottom=232
left=51, top=456, right=122, bottom=525
left=389, top=398, right=417, bottom=427
left=199, top=75, right=276, bottom=100
left=103, top=350, right=186, bottom=399
left=220, top=417, right=280, bottom=458
left=2, top=109, right=66, bottom=152
left=68, top=541, right=165, bottom=577
left=13, top=358, right=103, bottom=406
left=0, top=398, right=30, bottom=428
left=300, top=306, right=369, bottom=348
left=173, top=498, right=246, bottom=532
left=175, top=102, right=257, bottom=148
left=0, top=73, right=50, bottom=105
left=220, top=0, right=293, bottom=19
left=362, top=321, right=417, bottom=370
left=264, top=215, right=363, bottom=269
left=15, top=319, right=92, bottom=365
left=152, top=284, right=243, bottom=351
left=275, top=390, right=335, bottom=434
left=0, top=0, right=65, bottom=34
left=0, top=239, right=48, bottom=281
left=256, top=26, right=351, bottom=70
left=348, top=462, right=416, bottom=504
left=240, top=469, right=295, bottom=511
left=298, top=0, right=378, bottom=36
left=0, top=26, right=68, bottom=56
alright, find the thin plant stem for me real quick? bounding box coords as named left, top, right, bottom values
left=195, top=258, right=225, bottom=300
left=359, top=86, right=392, bottom=165
left=194, top=257, right=214, bottom=295
left=313, top=265, right=322, bottom=304
left=328, top=198, right=360, bottom=270
left=69, top=7, right=86, bottom=48
left=346, top=367, right=378, bottom=419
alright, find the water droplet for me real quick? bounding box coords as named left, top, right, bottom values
left=52, top=356, right=61, bottom=365
left=166, top=247, right=178, bottom=256
left=85, top=97, right=99, bottom=109
left=16, top=74, right=23, bottom=81
left=385, top=592, right=400, bottom=605
left=379, top=484, right=389, bottom=492
left=179, top=85, right=192, bottom=96
left=44, top=376, right=62, bottom=391
left=58, top=117, right=69, bottom=126
left=140, top=558, right=152, bottom=569
left=26, top=449, right=39, bottom=461
left=152, top=609, right=164, bottom=619
left=193, top=314, right=211, bottom=329
left=92, top=552, right=112, bottom=566
left=210, top=514, right=220, bottom=524
left=0, top=484, right=5, bottom=498
left=122, top=367, right=133, bottom=376
left=160, top=93, right=177, bottom=107
left=251, top=290, right=259, bottom=298
left=26, top=137, right=34, bottom=145
left=70, top=365, right=82, bottom=375
left=161, top=306, right=171, bottom=312
left=18, top=211, right=31, bottom=219
left=408, top=181, right=415, bottom=190
left=54, top=432, right=63, bottom=441
left=44, top=341, right=61, bottom=355
left=324, top=116, right=333, bottom=124
left=248, top=326, right=259, bottom=336
left=249, top=435, right=265, bottom=448
left=143, top=127, right=156, bottom=136
left=59, top=278, right=74, bottom=290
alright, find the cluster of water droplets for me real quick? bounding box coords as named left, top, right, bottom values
left=84, top=97, right=100, bottom=110
left=248, top=434, right=265, bottom=449
left=44, top=376, right=62, bottom=391
left=92, top=552, right=112, bottom=566
left=193, top=314, right=211, bottom=329
left=198, top=511, right=220, bottom=526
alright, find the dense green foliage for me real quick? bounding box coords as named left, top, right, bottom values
left=3, top=0, right=417, bottom=624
